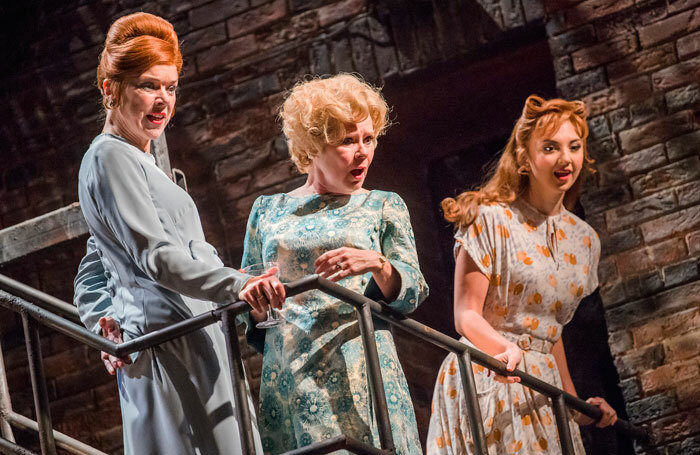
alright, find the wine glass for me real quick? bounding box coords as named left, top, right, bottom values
left=244, top=261, right=286, bottom=329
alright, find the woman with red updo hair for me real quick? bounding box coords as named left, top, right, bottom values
left=426, top=96, right=617, bottom=454
left=73, top=12, right=277, bottom=454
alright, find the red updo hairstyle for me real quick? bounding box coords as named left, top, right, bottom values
left=97, top=12, right=182, bottom=109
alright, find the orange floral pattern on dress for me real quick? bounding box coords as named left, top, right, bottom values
left=539, top=437, right=548, bottom=450
left=522, top=414, right=532, bottom=426
left=536, top=244, right=551, bottom=257
left=469, top=223, right=483, bottom=238
left=583, top=235, right=591, bottom=248
left=547, top=325, right=558, bottom=338
left=562, top=214, right=577, bottom=225
left=569, top=283, right=583, bottom=297
left=508, top=440, right=523, bottom=453
left=523, top=317, right=539, bottom=330
left=527, top=293, right=542, bottom=305
left=549, top=300, right=562, bottom=313
left=548, top=275, right=557, bottom=287
left=447, top=361, right=457, bottom=375
left=517, top=251, right=533, bottom=265
left=481, top=254, right=492, bottom=268
left=472, top=364, right=485, bottom=375
left=493, top=304, right=508, bottom=317
left=530, top=364, right=541, bottom=376
left=556, top=228, right=567, bottom=241
left=583, top=264, right=589, bottom=275
left=508, top=282, right=524, bottom=295
left=540, top=411, right=552, bottom=425
left=448, top=388, right=458, bottom=400
left=497, top=400, right=505, bottom=413
left=504, top=208, right=513, bottom=219
left=523, top=220, right=538, bottom=232
left=563, top=253, right=577, bottom=265
left=497, top=225, right=511, bottom=238
left=489, top=274, right=502, bottom=286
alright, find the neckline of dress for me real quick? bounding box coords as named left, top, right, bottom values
left=282, top=190, right=374, bottom=199
left=513, top=197, right=566, bottom=221
left=97, top=133, right=155, bottom=162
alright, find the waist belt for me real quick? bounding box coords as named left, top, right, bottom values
left=502, top=332, right=553, bottom=354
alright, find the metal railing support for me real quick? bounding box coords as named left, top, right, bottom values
left=552, top=394, right=575, bottom=455
left=0, top=339, right=16, bottom=443
left=20, top=314, right=56, bottom=455
left=456, top=351, right=487, bottom=454
left=221, top=310, right=257, bottom=455
left=356, top=302, right=394, bottom=452
left=0, top=437, right=39, bottom=455
left=282, top=435, right=386, bottom=455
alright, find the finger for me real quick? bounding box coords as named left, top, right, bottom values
left=330, top=269, right=352, bottom=282
left=506, top=356, right=518, bottom=372
left=273, top=280, right=286, bottom=307
left=103, top=359, right=115, bottom=375
left=260, top=282, right=278, bottom=309
left=314, top=249, right=340, bottom=268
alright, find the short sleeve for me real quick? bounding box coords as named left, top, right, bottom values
left=73, top=236, right=114, bottom=334
left=378, top=192, right=429, bottom=314
left=583, top=228, right=601, bottom=298
left=454, top=205, right=504, bottom=285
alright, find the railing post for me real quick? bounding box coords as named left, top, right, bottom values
left=0, top=338, right=16, bottom=442
left=552, top=394, right=575, bottom=455
left=356, top=303, right=395, bottom=452
left=20, top=313, right=56, bottom=455
left=220, top=310, right=257, bottom=455
left=456, top=351, right=488, bottom=454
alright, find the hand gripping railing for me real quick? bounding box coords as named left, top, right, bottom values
left=0, top=273, right=649, bottom=455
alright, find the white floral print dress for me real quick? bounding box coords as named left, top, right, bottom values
left=427, top=199, right=600, bottom=455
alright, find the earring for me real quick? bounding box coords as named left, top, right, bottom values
left=106, top=97, right=115, bottom=109
left=517, top=164, right=530, bottom=175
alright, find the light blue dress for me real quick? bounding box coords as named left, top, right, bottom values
left=74, top=133, right=263, bottom=454
left=242, top=190, right=429, bottom=455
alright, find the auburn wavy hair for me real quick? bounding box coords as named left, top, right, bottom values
left=97, top=12, right=182, bottom=109
left=442, top=95, right=594, bottom=228
left=279, top=73, right=391, bottom=173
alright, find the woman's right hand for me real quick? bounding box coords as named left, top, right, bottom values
left=491, top=342, right=522, bottom=383
left=99, top=316, right=131, bottom=375
left=238, top=267, right=286, bottom=322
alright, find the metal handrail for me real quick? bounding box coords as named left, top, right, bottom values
left=0, top=273, right=649, bottom=455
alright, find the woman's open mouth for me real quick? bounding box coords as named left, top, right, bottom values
left=147, top=113, right=166, bottom=125
left=350, top=168, right=365, bottom=180
left=554, top=169, right=572, bottom=181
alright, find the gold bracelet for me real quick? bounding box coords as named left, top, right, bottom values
left=378, top=253, right=388, bottom=270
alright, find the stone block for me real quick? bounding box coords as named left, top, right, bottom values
left=557, top=0, right=634, bottom=30
left=598, top=256, right=618, bottom=283
left=601, top=227, right=643, bottom=255
left=678, top=29, right=700, bottom=58
left=572, top=33, right=638, bottom=72
left=607, top=43, right=678, bottom=85
left=666, top=83, right=700, bottom=112
left=189, top=0, right=249, bottom=28
left=676, top=379, right=700, bottom=411
left=663, top=258, right=700, bottom=287
left=215, top=145, right=272, bottom=182
left=587, top=114, right=610, bottom=140
left=553, top=55, right=574, bottom=79
left=652, top=55, right=700, bottom=90
left=587, top=137, right=620, bottom=162
left=650, top=237, right=690, bottom=268
left=309, top=41, right=331, bottom=75
left=196, top=34, right=258, bottom=73
left=608, top=329, right=633, bottom=356
left=619, top=111, right=694, bottom=153
left=367, top=16, right=399, bottom=79
left=667, top=129, right=700, bottom=160
left=677, top=180, right=700, bottom=206
left=620, top=377, right=641, bottom=402
left=597, top=144, right=667, bottom=185
left=580, top=184, right=631, bottom=215
left=251, top=158, right=299, bottom=191
left=668, top=0, right=700, bottom=14
left=500, top=0, right=525, bottom=28
left=583, top=75, right=652, bottom=117
left=330, top=36, right=354, bottom=73
left=614, top=344, right=665, bottom=378
left=227, top=73, right=281, bottom=110
left=317, top=0, right=366, bottom=28
left=522, top=0, right=546, bottom=22
left=227, top=0, right=287, bottom=38
left=349, top=18, right=379, bottom=83
left=627, top=392, right=678, bottom=423
left=632, top=307, right=700, bottom=347
left=608, top=107, right=630, bottom=132
left=664, top=327, right=700, bottom=362
left=600, top=279, right=627, bottom=306
left=629, top=156, right=700, bottom=197
left=650, top=408, right=700, bottom=443
left=606, top=280, right=700, bottom=330
left=687, top=230, right=700, bottom=254
left=556, top=67, right=608, bottom=99
left=181, top=23, right=227, bottom=57
left=604, top=189, right=676, bottom=232
left=615, top=246, right=654, bottom=275
left=629, top=93, right=666, bottom=127
left=549, top=24, right=596, bottom=56
left=638, top=7, right=700, bottom=48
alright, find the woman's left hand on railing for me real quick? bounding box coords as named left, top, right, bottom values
left=98, top=316, right=132, bottom=375
left=573, top=396, right=618, bottom=427
left=490, top=342, right=522, bottom=384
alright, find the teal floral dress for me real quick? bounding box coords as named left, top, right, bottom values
left=242, top=190, right=429, bottom=454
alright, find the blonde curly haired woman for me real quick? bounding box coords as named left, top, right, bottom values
left=426, top=96, right=617, bottom=455
left=242, top=73, right=428, bottom=454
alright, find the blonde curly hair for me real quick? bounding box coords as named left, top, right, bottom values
left=442, top=95, right=594, bottom=228
left=279, top=74, right=391, bottom=173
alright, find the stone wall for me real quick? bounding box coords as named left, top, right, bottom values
left=0, top=0, right=697, bottom=453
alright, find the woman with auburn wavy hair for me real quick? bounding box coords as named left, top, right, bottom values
left=426, top=96, right=617, bottom=454
left=241, top=73, right=428, bottom=453
left=73, top=12, right=280, bottom=454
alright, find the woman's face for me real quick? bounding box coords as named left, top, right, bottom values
left=309, top=116, right=376, bottom=194
left=527, top=119, right=584, bottom=198
left=106, top=64, right=178, bottom=150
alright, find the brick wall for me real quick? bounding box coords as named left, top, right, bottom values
left=1, top=0, right=696, bottom=453
left=544, top=0, right=700, bottom=452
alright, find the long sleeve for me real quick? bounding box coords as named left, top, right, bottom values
left=85, top=140, right=250, bottom=304
left=378, top=192, right=429, bottom=314
left=239, top=196, right=266, bottom=352
left=73, top=236, right=114, bottom=334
